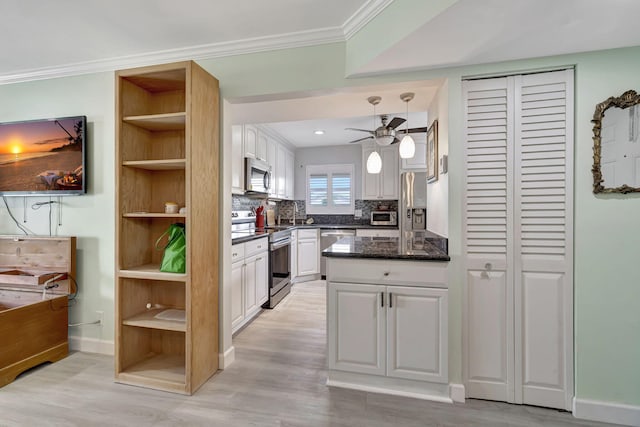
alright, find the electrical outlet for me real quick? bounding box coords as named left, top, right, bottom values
left=354, top=209, right=363, bottom=218
left=96, top=310, right=104, bottom=326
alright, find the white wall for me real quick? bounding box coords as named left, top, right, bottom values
left=0, top=73, right=115, bottom=352
left=294, top=144, right=362, bottom=200
left=426, top=79, right=449, bottom=237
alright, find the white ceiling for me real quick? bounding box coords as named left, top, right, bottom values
left=356, top=0, right=640, bottom=76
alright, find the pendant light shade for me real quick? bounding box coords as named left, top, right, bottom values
left=399, top=134, right=415, bottom=159
left=399, top=92, right=416, bottom=159
left=366, top=150, right=382, bottom=174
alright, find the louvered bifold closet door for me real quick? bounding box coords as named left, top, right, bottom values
left=513, top=70, right=573, bottom=410
left=463, top=77, right=515, bottom=402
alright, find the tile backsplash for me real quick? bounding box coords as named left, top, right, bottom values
left=232, top=195, right=398, bottom=226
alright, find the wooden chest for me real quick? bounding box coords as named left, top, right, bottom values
left=0, top=236, right=76, bottom=387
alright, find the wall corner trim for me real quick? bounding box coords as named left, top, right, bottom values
left=219, top=346, right=236, bottom=370
left=573, top=397, right=640, bottom=427
left=449, top=383, right=466, bottom=403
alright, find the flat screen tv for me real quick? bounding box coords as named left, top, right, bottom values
left=0, top=116, right=86, bottom=196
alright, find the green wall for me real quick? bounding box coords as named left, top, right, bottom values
left=1, top=41, right=639, bottom=409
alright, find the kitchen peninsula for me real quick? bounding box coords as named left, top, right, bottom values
left=323, top=236, right=452, bottom=402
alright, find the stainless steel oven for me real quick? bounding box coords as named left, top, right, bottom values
left=264, top=228, right=291, bottom=309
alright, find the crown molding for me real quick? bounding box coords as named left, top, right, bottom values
left=0, top=0, right=391, bottom=85
left=343, top=0, right=394, bottom=40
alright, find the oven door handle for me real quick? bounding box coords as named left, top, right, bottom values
left=270, top=239, right=291, bottom=250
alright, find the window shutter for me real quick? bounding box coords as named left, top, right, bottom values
left=309, top=174, right=328, bottom=206
left=332, top=173, right=351, bottom=206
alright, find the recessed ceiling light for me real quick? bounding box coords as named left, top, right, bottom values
left=314, top=130, right=325, bottom=135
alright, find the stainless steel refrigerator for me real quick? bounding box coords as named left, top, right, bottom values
left=400, top=171, right=428, bottom=251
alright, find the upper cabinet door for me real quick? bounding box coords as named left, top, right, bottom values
left=380, top=146, right=399, bottom=199
left=285, top=150, right=295, bottom=200
left=231, top=125, right=245, bottom=194
left=401, top=135, right=427, bottom=170
left=256, top=132, right=268, bottom=162
left=276, top=145, right=287, bottom=198
left=266, top=137, right=278, bottom=198
left=243, top=125, right=258, bottom=159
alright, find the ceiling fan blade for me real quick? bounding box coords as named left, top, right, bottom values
left=348, top=136, right=374, bottom=144
left=407, top=126, right=429, bottom=134
left=390, top=137, right=401, bottom=145
left=387, top=117, right=406, bottom=129
left=345, top=127, right=375, bottom=134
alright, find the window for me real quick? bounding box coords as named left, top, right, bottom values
left=306, top=164, right=354, bottom=214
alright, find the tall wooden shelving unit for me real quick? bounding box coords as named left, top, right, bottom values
left=115, top=61, right=219, bottom=395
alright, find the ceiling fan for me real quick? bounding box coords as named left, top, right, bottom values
left=346, top=95, right=428, bottom=145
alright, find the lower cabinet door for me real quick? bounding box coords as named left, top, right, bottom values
left=297, top=238, right=318, bottom=276
left=255, top=252, right=269, bottom=306
left=328, top=282, right=385, bottom=376
left=386, top=286, right=448, bottom=383
left=231, top=261, right=245, bottom=331
left=244, top=255, right=258, bottom=316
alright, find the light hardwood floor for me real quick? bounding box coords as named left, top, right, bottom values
left=0, top=281, right=618, bottom=426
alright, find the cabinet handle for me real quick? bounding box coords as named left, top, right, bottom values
left=256, top=257, right=262, bottom=261
left=232, top=252, right=237, bottom=256
left=383, top=272, right=390, bottom=277
left=389, top=292, right=393, bottom=308
left=381, top=292, right=384, bottom=307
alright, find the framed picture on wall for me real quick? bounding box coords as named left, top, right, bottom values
left=427, top=119, right=438, bottom=183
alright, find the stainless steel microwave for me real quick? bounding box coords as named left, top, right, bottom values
left=370, top=210, right=397, bottom=226
left=245, top=157, right=271, bottom=194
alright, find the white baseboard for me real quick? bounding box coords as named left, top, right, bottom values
left=450, top=383, right=465, bottom=403
left=219, top=346, right=235, bottom=370
left=69, top=336, right=114, bottom=355
left=573, top=397, right=640, bottom=427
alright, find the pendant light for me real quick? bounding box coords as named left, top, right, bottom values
left=366, top=96, right=383, bottom=174
left=398, top=92, right=416, bottom=159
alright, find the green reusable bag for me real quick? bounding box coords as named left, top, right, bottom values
left=155, top=223, right=186, bottom=273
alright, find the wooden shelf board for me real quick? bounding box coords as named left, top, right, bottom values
left=117, top=353, right=187, bottom=394
left=119, top=264, right=187, bottom=281
left=123, top=212, right=186, bottom=219
left=122, top=308, right=186, bottom=332
left=123, top=112, right=186, bottom=131
left=122, top=159, right=186, bottom=170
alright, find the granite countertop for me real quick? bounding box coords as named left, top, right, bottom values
left=321, top=236, right=450, bottom=262
left=232, top=224, right=399, bottom=244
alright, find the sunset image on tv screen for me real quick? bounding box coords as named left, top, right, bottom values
left=0, top=117, right=84, bottom=194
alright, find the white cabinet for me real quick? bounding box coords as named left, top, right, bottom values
left=326, top=256, right=449, bottom=401
left=231, top=125, right=245, bottom=194
left=297, top=228, right=319, bottom=276
left=401, top=136, right=427, bottom=170
left=355, top=229, right=400, bottom=238
left=362, top=145, right=398, bottom=200
left=276, top=144, right=287, bottom=199
left=328, top=281, right=448, bottom=383
left=290, top=229, right=298, bottom=282
left=285, top=150, right=295, bottom=200
left=328, top=282, right=385, bottom=376
left=231, top=237, right=269, bottom=334
left=266, top=136, right=278, bottom=198
left=243, top=125, right=267, bottom=162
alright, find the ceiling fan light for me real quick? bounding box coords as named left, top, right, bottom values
left=399, top=134, right=415, bottom=159
left=366, top=150, right=382, bottom=174
left=376, top=135, right=395, bottom=146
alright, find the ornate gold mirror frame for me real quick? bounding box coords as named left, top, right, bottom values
left=592, top=90, right=640, bottom=193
